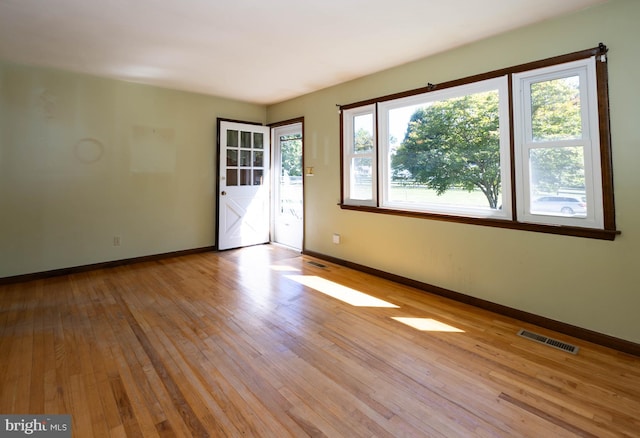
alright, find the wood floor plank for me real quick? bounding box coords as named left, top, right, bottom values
left=8, top=289, right=34, bottom=413
left=1, top=244, right=639, bottom=437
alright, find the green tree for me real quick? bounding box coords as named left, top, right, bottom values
left=280, top=135, right=302, bottom=177
left=529, top=77, right=585, bottom=194
left=531, top=77, right=581, bottom=141
left=354, top=128, right=373, bottom=152
left=391, top=91, right=502, bottom=208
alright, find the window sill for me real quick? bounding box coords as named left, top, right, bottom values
left=339, top=203, right=620, bottom=241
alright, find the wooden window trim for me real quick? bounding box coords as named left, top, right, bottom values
left=339, top=203, right=619, bottom=240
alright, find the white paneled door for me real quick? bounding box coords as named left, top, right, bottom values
left=218, top=121, right=271, bottom=250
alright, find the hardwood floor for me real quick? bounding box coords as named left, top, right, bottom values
left=1, top=244, right=638, bottom=437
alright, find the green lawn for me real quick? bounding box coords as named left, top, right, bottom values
left=389, top=184, right=491, bottom=206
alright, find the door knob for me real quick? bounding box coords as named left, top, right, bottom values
left=221, top=191, right=227, bottom=196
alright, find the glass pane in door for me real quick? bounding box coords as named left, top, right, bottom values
left=253, top=151, right=264, bottom=167
left=240, top=150, right=251, bottom=167
left=254, top=133, right=264, bottom=149
left=227, top=149, right=238, bottom=166
left=254, top=169, right=264, bottom=185
left=241, top=131, right=252, bottom=148
left=279, top=134, right=303, bottom=219
left=226, top=169, right=238, bottom=186
left=240, top=169, right=251, bottom=185
left=227, top=130, right=239, bottom=147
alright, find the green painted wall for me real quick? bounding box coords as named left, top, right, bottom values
left=267, top=0, right=640, bottom=344
left=0, top=64, right=265, bottom=276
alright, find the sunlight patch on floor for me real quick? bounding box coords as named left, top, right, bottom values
left=392, top=317, right=465, bottom=332
left=270, top=265, right=301, bottom=272
left=286, top=275, right=399, bottom=308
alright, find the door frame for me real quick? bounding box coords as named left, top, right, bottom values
left=270, top=118, right=305, bottom=251
left=215, top=117, right=305, bottom=251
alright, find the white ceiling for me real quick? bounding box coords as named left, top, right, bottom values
left=0, top=0, right=607, bottom=105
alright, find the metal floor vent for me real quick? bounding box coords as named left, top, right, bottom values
left=307, top=261, right=327, bottom=268
left=517, top=329, right=579, bottom=354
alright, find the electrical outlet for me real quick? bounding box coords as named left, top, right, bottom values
left=332, top=233, right=341, bottom=244
left=113, top=236, right=121, bottom=246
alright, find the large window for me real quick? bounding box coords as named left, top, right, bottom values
left=376, top=76, right=511, bottom=219
left=340, top=46, right=617, bottom=240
